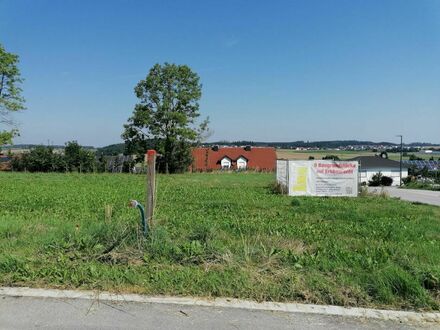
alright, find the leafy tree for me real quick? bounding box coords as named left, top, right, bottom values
left=64, top=141, right=95, bottom=173
left=52, top=152, right=67, bottom=172
left=79, top=149, right=96, bottom=173
left=64, top=141, right=82, bottom=171
left=96, top=154, right=107, bottom=172
left=123, top=63, right=209, bottom=173
left=26, top=146, right=55, bottom=172
left=0, top=43, right=25, bottom=146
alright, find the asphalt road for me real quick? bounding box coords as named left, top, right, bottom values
left=0, top=295, right=436, bottom=330
left=367, top=187, right=440, bottom=206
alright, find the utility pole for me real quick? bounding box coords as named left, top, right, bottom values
left=396, top=135, right=403, bottom=186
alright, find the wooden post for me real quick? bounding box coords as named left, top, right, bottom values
left=145, top=150, right=157, bottom=229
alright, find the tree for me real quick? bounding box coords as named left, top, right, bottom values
left=123, top=63, right=209, bottom=173
left=26, top=146, right=55, bottom=172
left=64, top=141, right=95, bottom=173
left=0, top=43, right=25, bottom=146
left=64, top=141, right=82, bottom=171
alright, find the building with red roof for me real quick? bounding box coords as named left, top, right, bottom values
left=191, top=146, right=276, bottom=171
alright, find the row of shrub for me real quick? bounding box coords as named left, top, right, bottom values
left=9, top=142, right=104, bottom=173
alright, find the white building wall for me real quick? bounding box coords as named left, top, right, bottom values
left=236, top=157, right=247, bottom=169
left=360, top=167, right=408, bottom=186
left=220, top=157, right=232, bottom=169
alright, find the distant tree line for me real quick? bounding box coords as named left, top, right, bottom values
left=204, top=141, right=436, bottom=150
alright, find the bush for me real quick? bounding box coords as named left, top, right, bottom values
left=380, top=176, right=393, bottom=186
left=368, top=172, right=382, bottom=186
left=268, top=181, right=287, bottom=194
left=322, top=155, right=340, bottom=160
left=403, top=176, right=413, bottom=185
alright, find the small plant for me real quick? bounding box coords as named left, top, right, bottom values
left=268, top=181, right=287, bottom=194
left=358, top=186, right=369, bottom=197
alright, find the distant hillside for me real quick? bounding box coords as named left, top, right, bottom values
left=2, top=144, right=95, bottom=150
left=96, top=143, right=126, bottom=156
left=5, top=140, right=438, bottom=155
left=95, top=140, right=439, bottom=155
left=202, top=140, right=437, bottom=148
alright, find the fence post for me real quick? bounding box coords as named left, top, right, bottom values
left=145, top=150, right=157, bottom=229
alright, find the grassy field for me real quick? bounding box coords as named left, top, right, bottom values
left=1, top=172, right=439, bottom=311
left=276, top=149, right=436, bottom=161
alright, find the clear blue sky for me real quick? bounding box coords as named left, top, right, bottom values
left=1, top=0, right=439, bottom=146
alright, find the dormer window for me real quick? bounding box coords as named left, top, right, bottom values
left=236, top=156, right=248, bottom=169
left=220, top=156, right=232, bottom=169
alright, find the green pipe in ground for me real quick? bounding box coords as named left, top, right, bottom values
left=129, top=200, right=148, bottom=237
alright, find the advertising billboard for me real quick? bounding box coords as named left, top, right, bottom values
left=277, top=160, right=359, bottom=197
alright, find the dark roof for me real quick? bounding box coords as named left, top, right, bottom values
left=348, top=156, right=408, bottom=169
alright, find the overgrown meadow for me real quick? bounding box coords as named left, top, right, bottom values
left=0, top=172, right=439, bottom=310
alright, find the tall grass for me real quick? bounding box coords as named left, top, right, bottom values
left=0, top=172, right=439, bottom=310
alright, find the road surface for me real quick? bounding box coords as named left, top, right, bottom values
left=368, top=186, right=440, bottom=206
left=0, top=295, right=436, bottom=330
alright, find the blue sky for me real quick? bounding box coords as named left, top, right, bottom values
left=1, top=0, right=439, bottom=146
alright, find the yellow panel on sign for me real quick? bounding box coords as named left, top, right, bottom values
left=293, top=166, right=307, bottom=192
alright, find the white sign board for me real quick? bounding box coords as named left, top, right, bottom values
left=277, top=160, right=359, bottom=197
left=276, top=159, right=289, bottom=188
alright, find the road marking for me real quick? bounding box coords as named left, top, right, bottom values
left=1, top=287, right=439, bottom=323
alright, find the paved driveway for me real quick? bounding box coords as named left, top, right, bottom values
left=368, top=186, right=440, bottom=206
